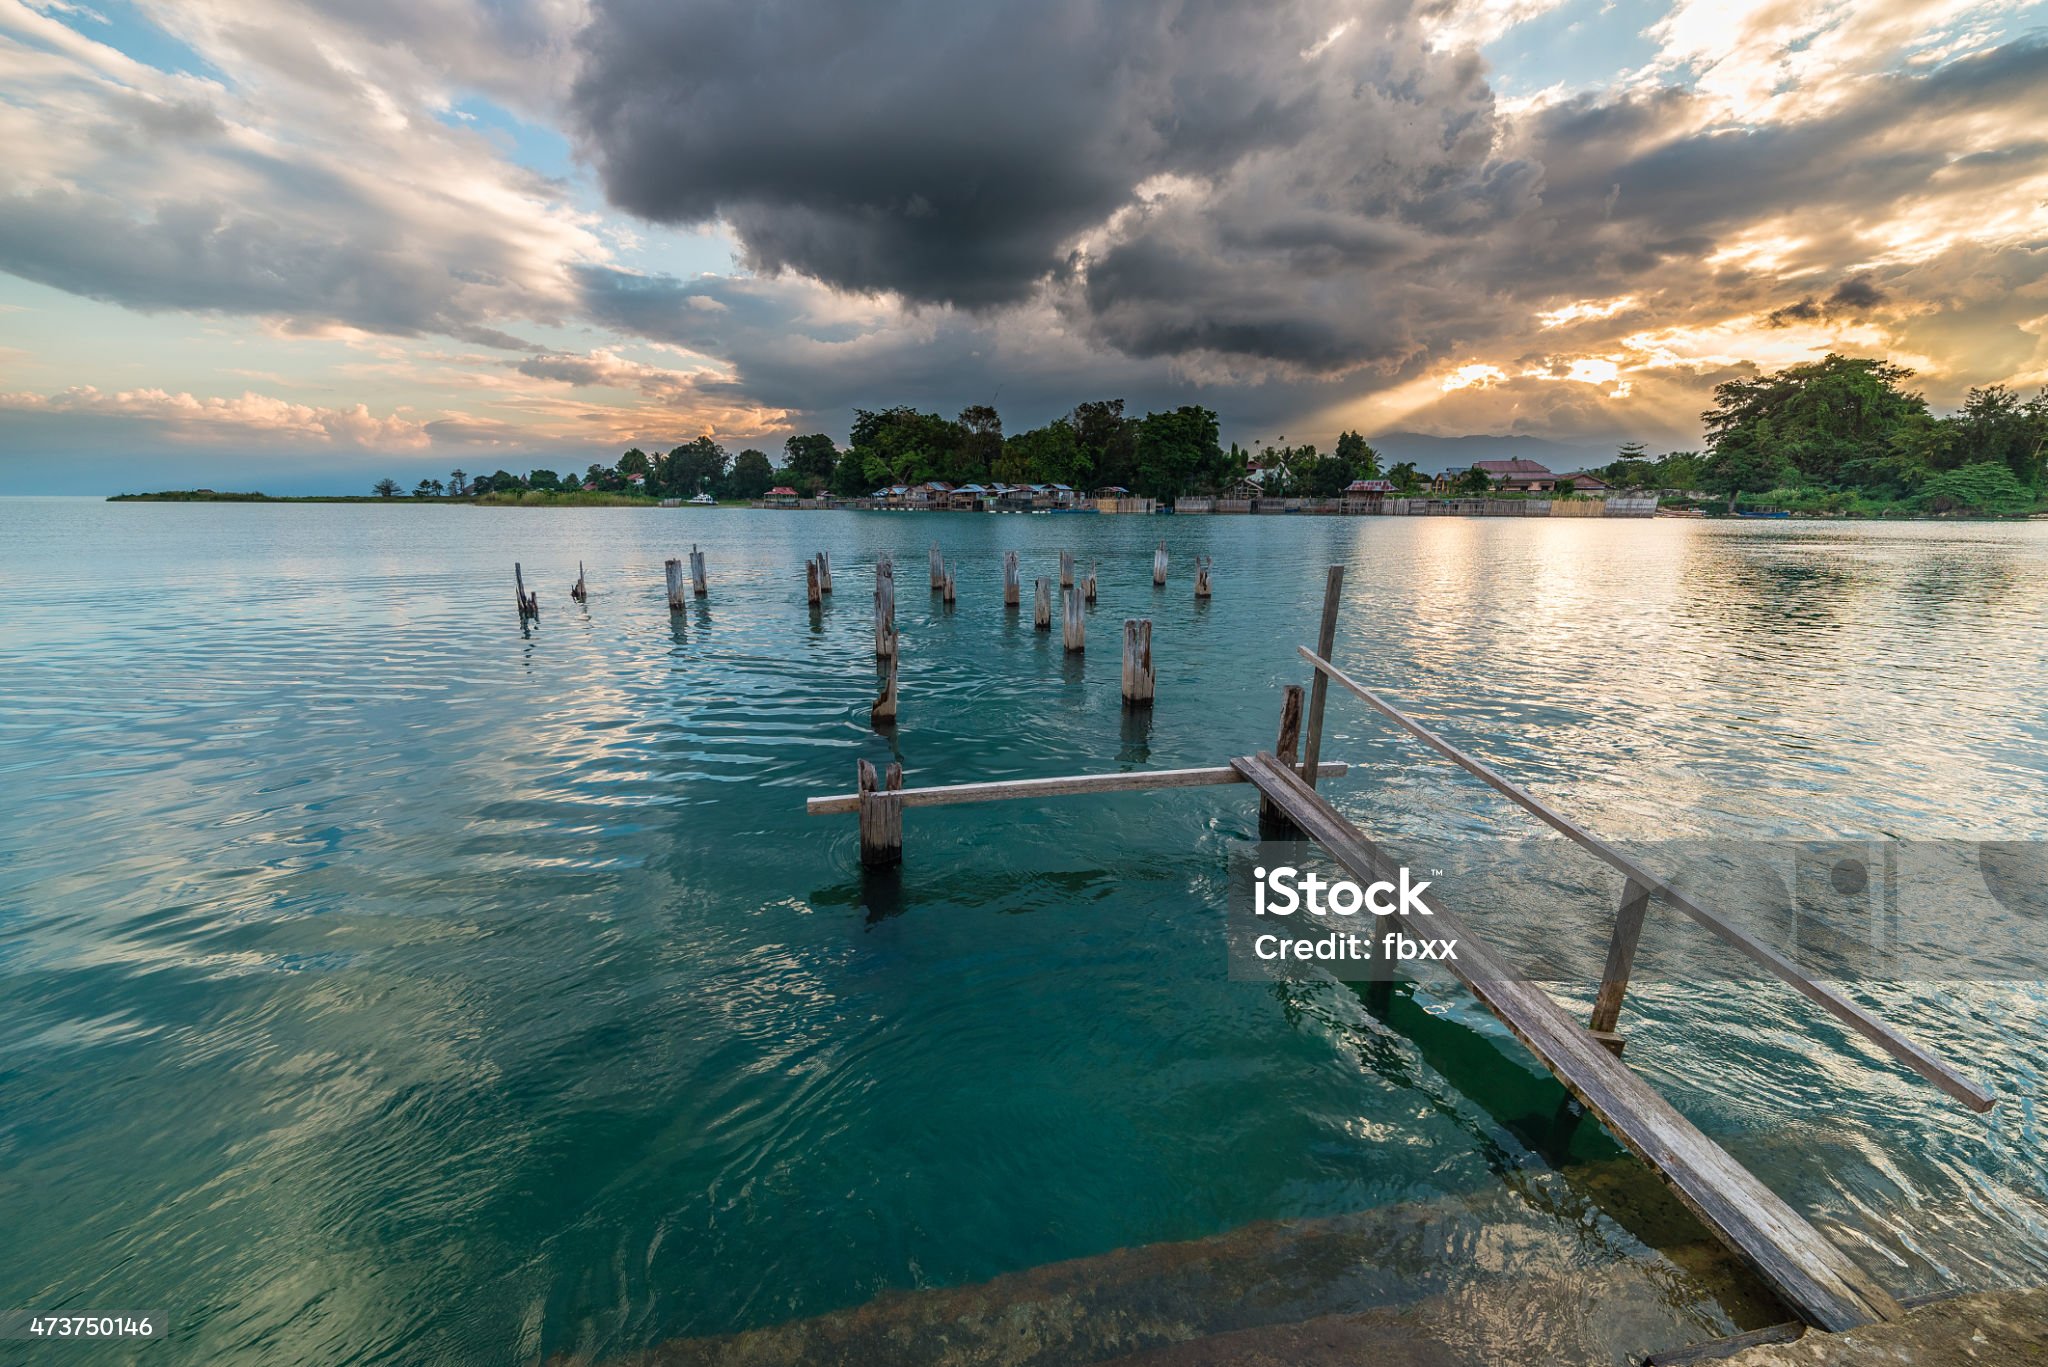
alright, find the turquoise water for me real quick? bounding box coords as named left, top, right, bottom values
left=1, top=499, right=2045, bottom=1363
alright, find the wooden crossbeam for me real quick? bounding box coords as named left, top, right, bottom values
left=1297, top=647, right=1994, bottom=1114
left=1232, top=750, right=1902, bottom=1332
left=806, top=762, right=1346, bottom=816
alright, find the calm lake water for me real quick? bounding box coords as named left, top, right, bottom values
left=1, top=498, right=2045, bottom=1364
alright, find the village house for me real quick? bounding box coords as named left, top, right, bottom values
left=765, top=485, right=800, bottom=506
left=1342, top=478, right=1395, bottom=505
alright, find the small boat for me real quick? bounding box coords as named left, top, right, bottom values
left=687, top=492, right=715, bottom=505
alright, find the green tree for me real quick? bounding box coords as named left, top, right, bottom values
left=782, top=433, right=838, bottom=492
left=448, top=469, right=468, bottom=496
left=1451, top=468, right=1492, bottom=496
left=1387, top=461, right=1423, bottom=494
left=1070, top=399, right=1138, bottom=489
left=373, top=477, right=400, bottom=498
left=662, top=437, right=728, bottom=496
left=1134, top=406, right=1224, bottom=498
left=527, top=469, right=560, bottom=492
left=1920, top=461, right=2037, bottom=516
left=728, top=448, right=775, bottom=499
left=1002, top=418, right=1086, bottom=486
left=1335, top=430, right=1381, bottom=480
left=617, top=448, right=651, bottom=481
left=956, top=404, right=1004, bottom=483
left=847, top=407, right=963, bottom=487
left=1702, top=354, right=1927, bottom=489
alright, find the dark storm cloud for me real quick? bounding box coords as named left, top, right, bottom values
left=570, top=0, right=2048, bottom=387
left=569, top=0, right=1421, bottom=309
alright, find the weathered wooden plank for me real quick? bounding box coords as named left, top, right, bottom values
left=1299, top=565, right=1343, bottom=789
left=805, top=760, right=1350, bottom=816
left=817, top=551, right=832, bottom=594
left=1232, top=750, right=1902, bottom=1333
left=1297, top=646, right=1994, bottom=1114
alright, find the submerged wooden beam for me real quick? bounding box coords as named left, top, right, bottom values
left=1297, top=646, right=1995, bottom=1114
left=806, top=760, right=1349, bottom=816
left=1232, top=749, right=1903, bottom=1333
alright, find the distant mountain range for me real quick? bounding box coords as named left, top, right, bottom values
left=1366, top=431, right=1615, bottom=474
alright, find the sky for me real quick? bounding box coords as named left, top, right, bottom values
left=1, top=0, right=2045, bottom=494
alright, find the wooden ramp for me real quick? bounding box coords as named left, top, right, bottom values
left=1232, top=749, right=1902, bottom=1332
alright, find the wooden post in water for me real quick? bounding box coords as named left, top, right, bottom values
left=1033, top=577, right=1052, bottom=630
left=690, top=545, right=707, bottom=598
left=1194, top=554, right=1212, bottom=599
left=817, top=551, right=833, bottom=594
left=806, top=558, right=821, bottom=605
left=871, top=653, right=898, bottom=727
left=874, top=558, right=897, bottom=659
left=942, top=568, right=955, bottom=604
left=1300, top=564, right=1343, bottom=788
left=1003, top=551, right=1020, bottom=607
left=1062, top=586, right=1084, bottom=652
left=664, top=557, right=687, bottom=611
left=1121, top=619, right=1154, bottom=706
left=1153, top=541, right=1168, bottom=586
left=1258, top=685, right=1305, bottom=836
left=929, top=542, right=944, bottom=590
left=856, top=759, right=903, bottom=867
left=1589, top=878, right=1651, bottom=1054
left=514, top=563, right=539, bottom=621
left=1060, top=549, right=1074, bottom=589
left=571, top=561, right=587, bottom=603
left=1084, top=560, right=1097, bottom=603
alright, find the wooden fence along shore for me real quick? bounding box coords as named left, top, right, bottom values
left=510, top=544, right=1996, bottom=1353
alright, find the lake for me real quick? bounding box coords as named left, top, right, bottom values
left=1, top=499, right=2045, bottom=1364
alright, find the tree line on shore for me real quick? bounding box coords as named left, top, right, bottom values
left=365, top=356, right=2048, bottom=516
left=1600, top=355, right=2047, bottom=514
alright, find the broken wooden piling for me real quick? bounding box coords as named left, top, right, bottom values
left=1060, top=549, right=1074, bottom=589
left=1153, top=541, right=1168, bottom=586
left=1300, top=564, right=1344, bottom=789
left=690, top=545, right=707, bottom=598
left=1004, top=551, right=1020, bottom=607
left=1062, top=586, right=1084, bottom=652
left=1121, top=619, right=1154, bottom=705
left=930, top=542, right=944, bottom=590
left=514, top=562, right=539, bottom=621
left=571, top=561, right=587, bottom=603
left=807, top=559, right=822, bottom=605
left=871, top=653, right=898, bottom=727
left=874, top=557, right=897, bottom=659
left=1257, top=684, right=1306, bottom=837
left=817, top=551, right=833, bottom=594
left=942, top=568, right=955, bottom=604
left=1032, top=577, right=1052, bottom=630
left=1194, top=554, right=1212, bottom=599
left=1084, top=560, right=1097, bottom=603
left=664, top=557, right=687, bottom=611
left=856, top=759, right=903, bottom=867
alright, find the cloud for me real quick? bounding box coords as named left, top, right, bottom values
left=0, top=0, right=600, bottom=339
left=0, top=383, right=433, bottom=446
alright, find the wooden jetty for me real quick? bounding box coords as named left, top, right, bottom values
left=805, top=562, right=1993, bottom=1336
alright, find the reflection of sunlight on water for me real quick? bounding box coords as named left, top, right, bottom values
left=0, top=502, right=2046, bottom=1364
